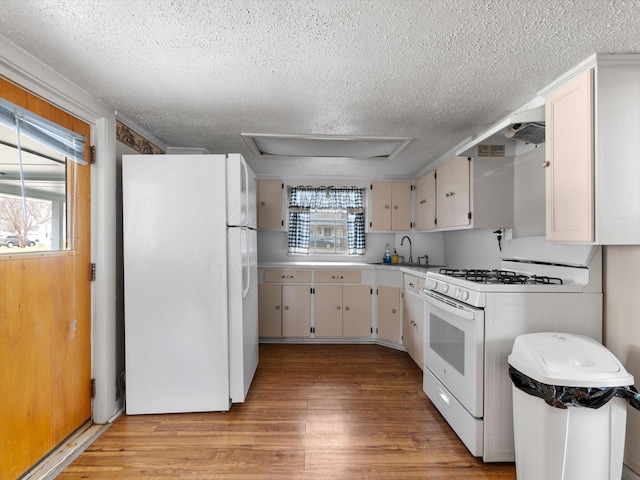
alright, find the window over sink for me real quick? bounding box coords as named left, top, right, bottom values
left=288, top=186, right=365, bottom=256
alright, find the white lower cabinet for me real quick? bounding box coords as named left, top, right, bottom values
left=258, top=270, right=312, bottom=338
left=314, top=284, right=371, bottom=337
left=402, top=276, right=424, bottom=369
left=258, top=284, right=311, bottom=338
left=377, top=285, right=401, bottom=344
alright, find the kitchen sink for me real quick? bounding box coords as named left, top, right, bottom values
left=372, top=262, right=440, bottom=269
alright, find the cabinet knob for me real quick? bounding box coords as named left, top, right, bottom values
left=392, top=309, right=396, bottom=314
left=419, top=199, right=426, bottom=204
left=337, top=305, right=342, bottom=310
left=275, top=305, right=280, bottom=310
left=284, top=306, right=289, bottom=310
left=344, top=306, right=350, bottom=311
left=385, top=204, right=390, bottom=209
left=260, top=201, right=266, bottom=206
left=445, top=192, right=454, bottom=197
left=394, top=205, right=398, bottom=210
left=542, top=160, right=550, bottom=168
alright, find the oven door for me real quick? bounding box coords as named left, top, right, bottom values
left=422, top=289, right=484, bottom=418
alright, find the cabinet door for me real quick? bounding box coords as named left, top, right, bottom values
left=282, top=285, right=311, bottom=337
left=370, top=181, right=392, bottom=231
left=437, top=156, right=470, bottom=228
left=343, top=285, right=371, bottom=338
left=377, top=286, right=400, bottom=344
left=258, top=284, right=282, bottom=337
left=403, top=289, right=423, bottom=368
left=257, top=179, right=284, bottom=230
left=414, top=171, right=436, bottom=230
left=314, top=285, right=343, bottom=337
left=545, top=69, right=594, bottom=242
left=391, top=182, right=412, bottom=231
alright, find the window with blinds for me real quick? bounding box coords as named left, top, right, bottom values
left=0, top=97, right=86, bottom=252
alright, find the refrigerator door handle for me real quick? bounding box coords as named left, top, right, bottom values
left=242, top=228, right=251, bottom=299
left=241, top=157, right=250, bottom=226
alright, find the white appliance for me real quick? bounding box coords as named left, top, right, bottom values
left=421, top=236, right=603, bottom=462
left=123, top=153, right=258, bottom=415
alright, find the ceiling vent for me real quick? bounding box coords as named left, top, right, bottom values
left=242, top=133, right=411, bottom=160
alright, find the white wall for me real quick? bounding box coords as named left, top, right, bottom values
left=442, top=228, right=504, bottom=269
left=604, top=246, right=640, bottom=475
left=257, top=229, right=445, bottom=265
left=513, top=146, right=546, bottom=237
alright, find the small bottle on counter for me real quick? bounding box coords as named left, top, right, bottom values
left=383, top=243, right=392, bottom=263
left=392, top=248, right=399, bottom=264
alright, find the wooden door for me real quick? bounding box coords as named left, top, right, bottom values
left=414, top=171, right=436, bottom=230
left=0, top=77, right=91, bottom=479
left=390, top=182, right=412, bottom=231
left=545, top=69, right=594, bottom=242
left=437, top=156, right=470, bottom=228
left=343, top=285, right=371, bottom=337
left=258, top=284, right=282, bottom=337
left=377, top=286, right=400, bottom=344
left=282, top=285, right=311, bottom=337
left=257, top=179, right=283, bottom=230
left=314, top=285, right=343, bottom=337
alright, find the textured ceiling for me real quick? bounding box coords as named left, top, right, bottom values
left=1, top=0, right=640, bottom=177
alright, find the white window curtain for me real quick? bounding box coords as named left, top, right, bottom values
left=288, top=186, right=365, bottom=255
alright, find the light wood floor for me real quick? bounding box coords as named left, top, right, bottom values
left=59, top=344, right=516, bottom=479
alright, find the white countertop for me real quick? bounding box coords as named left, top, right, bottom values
left=258, top=261, right=442, bottom=275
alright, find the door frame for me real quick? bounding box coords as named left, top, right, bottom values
left=0, top=35, right=134, bottom=425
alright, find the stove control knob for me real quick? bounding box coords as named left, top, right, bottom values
left=460, top=290, right=469, bottom=301
left=441, top=283, right=449, bottom=293
left=425, top=279, right=437, bottom=290
left=453, top=287, right=461, bottom=299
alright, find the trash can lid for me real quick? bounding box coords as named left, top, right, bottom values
left=508, top=332, right=634, bottom=387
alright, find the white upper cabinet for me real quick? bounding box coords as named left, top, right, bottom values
left=545, top=69, right=594, bottom=242
left=369, top=181, right=412, bottom=231
left=544, top=54, right=640, bottom=244
left=257, top=179, right=284, bottom=231
left=414, top=170, right=436, bottom=230
left=436, top=156, right=471, bottom=229
left=419, top=155, right=514, bottom=232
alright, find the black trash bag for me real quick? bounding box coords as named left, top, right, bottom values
left=509, top=366, right=640, bottom=410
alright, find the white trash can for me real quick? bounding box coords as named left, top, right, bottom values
left=508, top=332, right=636, bottom=480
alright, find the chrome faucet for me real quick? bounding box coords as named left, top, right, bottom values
left=400, top=235, right=413, bottom=264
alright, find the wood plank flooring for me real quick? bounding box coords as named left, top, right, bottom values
left=59, top=344, right=516, bottom=479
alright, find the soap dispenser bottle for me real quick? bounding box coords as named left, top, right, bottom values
left=392, top=248, right=399, bottom=264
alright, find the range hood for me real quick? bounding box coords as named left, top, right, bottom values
left=504, top=105, right=546, bottom=144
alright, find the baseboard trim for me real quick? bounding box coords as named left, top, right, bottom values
left=624, top=464, right=640, bottom=480
left=21, top=421, right=110, bottom=480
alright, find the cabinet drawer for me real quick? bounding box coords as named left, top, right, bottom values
left=404, top=275, right=420, bottom=293
left=263, top=269, right=312, bottom=283
left=314, top=270, right=361, bottom=283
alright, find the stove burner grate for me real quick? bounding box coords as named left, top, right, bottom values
left=438, top=268, right=563, bottom=285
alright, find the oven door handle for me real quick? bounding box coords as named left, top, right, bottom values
left=422, top=291, right=477, bottom=321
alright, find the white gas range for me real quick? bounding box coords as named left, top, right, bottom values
left=420, top=236, right=603, bottom=462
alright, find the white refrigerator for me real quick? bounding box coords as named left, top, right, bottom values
left=122, top=153, right=258, bottom=414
